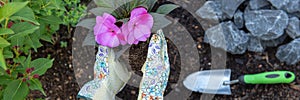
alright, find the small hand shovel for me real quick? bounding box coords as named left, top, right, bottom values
left=183, top=69, right=295, bottom=95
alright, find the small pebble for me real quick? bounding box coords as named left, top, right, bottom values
left=131, top=91, right=136, bottom=95
left=197, top=44, right=202, bottom=49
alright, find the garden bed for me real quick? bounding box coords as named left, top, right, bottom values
left=28, top=0, right=300, bottom=99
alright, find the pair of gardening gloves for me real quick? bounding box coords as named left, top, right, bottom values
left=77, top=30, right=170, bottom=100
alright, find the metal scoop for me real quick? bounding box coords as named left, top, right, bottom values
left=183, top=69, right=295, bottom=95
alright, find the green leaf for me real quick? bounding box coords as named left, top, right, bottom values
left=0, top=28, right=14, bottom=35
left=24, top=53, right=31, bottom=68
left=8, top=22, right=39, bottom=40
left=31, top=58, right=54, bottom=75
left=21, top=45, right=31, bottom=55
left=36, top=20, right=46, bottom=34
left=145, top=0, right=157, bottom=11
left=94, top=0, right=132, bottom=9
left=118, top=18, right=129, bottom=23
left=0, top=90, right=3, bottom=99
left=3, top=48, right=13, bottom=58
left=49, top=24, right=60, bottom=32
left=28, top=79, right=46, bottom=96
left=83, top=31, right=96, bottom=46
left=156, top=4, right=179, bottom=15
left=0, top=1, right=29, bottom=22
left=3, top=80, right=29, bottom=100
left=76, top=18, right=96, bottom=30
left=89, top=7, right=114, bottom=16
left=93, top=0, right=113, bottom=8
left=50, top=0, right=66, bottom=10
left=40, top=33, right=53, bottom=44
left=25, top=35, right=43, bottom=52
left=0, top=37, right=10, bottom=48
left=0, top=76, right=12, bottom=85
left=40, top=15, right=63, bottom=25
left=0, top=48, right=7, bottom=70
left=150, top=13, right=172, bottom=32
left=10, top=37, right=25, bottom=47
left=10, top=7, right=40, bottom=25
left=14, top=56, right=26, bottom=66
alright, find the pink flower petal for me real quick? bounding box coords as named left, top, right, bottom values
left=94, top=23, right=109, bottom=35
left=117, top=32, right=127, bottom=45
left=119, top=23, right=130, bottom=45
left=133, top=40, right=139, bottom=44
left=133, top=25, right=151, bottom=41
left=127, top=32, right=136, bottom=44
left=130, top=7, right=148, bottom=20
left=102, top=13, right=116, bottom=24
left=137, top=14, right=154, bottom=28
left=96, top=32, right=120, bottom=47
left=137, top=35, right=148, bottom=41
left=128, top=14, right=154, bottom=29
left=96, top=16, right=104, bottom=24
left=122, top=7, right=153, bottom=45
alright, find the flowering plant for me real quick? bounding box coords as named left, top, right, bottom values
left=77, top=0, right=179, bottom=47
left=76, top=0, right=178, bottom=99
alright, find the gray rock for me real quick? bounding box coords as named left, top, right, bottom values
left=244, top=10, right=288, bottom=40
left=205, top=21, right=249, bottom=54
left=233, top=10, right=244, bottom=29
left=221, top=0, right=245, bottom=19
left=268, top=0, right=300, bottom=13
left=261, top=34, right=287, bottom=47
left=267, top=0, right=289, bottom=9
left=196, top=1, right=223, bottom=23
left=249, top=0, right=270, bottom=10
left=286, top=17, right=300, bottom=39
left=284, top=0, right=300, bottom=13
left=247, top=36, right=265, bottom=52
left=276, top=38, right=300, bottom=65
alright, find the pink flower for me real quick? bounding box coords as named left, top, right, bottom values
left=120, top=7, right=154, bottom=44
left=94, top=13, right=121, bottom=47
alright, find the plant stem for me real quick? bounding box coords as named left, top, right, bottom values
left=0, top=48, right=7, bottom=70
left=41, top=1, right=51, bottom=9
left=4, top=18, right=8, bottom=29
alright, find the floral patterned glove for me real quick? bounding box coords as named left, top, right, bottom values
left=138, top=30, right=170, bottom=100
left=77, top=46, right=130, bottom=100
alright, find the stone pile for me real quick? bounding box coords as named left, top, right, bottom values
left=197, top=0, right=300, bottom=65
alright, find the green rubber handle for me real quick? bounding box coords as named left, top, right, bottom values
left=238, top=71, right=295, bottom=84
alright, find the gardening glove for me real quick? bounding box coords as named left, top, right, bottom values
left=138, top=29, right=170, bottom=100
left=77, top=46, right=131, bottom=100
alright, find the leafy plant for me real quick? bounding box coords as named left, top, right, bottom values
left=63, top=0, right=87, bottom=27
left=0, top=0, right=86, bottom=99
left=0, top=1, right=55, bottom=99
left=78, top=0, right=179, bottom=46
left=60, top=41, right=68, bottom=48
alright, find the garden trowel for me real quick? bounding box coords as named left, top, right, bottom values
left=183, top=69, right=295, bottom=95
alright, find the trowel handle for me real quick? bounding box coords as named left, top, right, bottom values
left=238, top=71, right=295, bottom=84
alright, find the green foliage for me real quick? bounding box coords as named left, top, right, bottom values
left=60, top=41, right=68, bottom=48
left=0, top=1, right=29, bottom=22
left=63, top=0, right=87, bottom=27
left=3, top=80, right=29, bottom=100
left=0, top=0, right=86, bottom=99
left=156, top=4, right=179, bottom=15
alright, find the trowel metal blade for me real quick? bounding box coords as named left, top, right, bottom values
left=183, top=69, right=232, bottom=95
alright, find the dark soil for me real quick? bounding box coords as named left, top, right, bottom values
left=28, top=0, right=300, bottom=100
